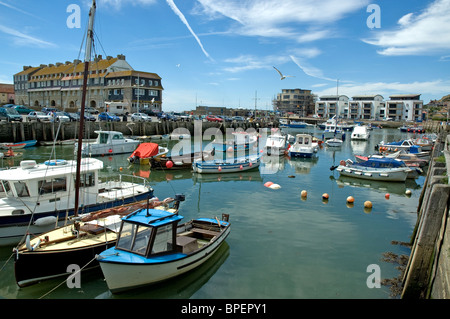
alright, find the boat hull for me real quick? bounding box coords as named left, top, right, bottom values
left=98, top=227, right=230, bottom=293
left=14, top=239, right=114, bottom=287
left=192, top=158, right=260, bottom=174
left=80, top=141, right=140, bottom=156
left=336, top=166, right=409, bottom=182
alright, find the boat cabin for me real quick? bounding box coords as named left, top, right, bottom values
left=95, top=131, right=127, bottom=145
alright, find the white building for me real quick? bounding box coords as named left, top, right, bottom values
left=315, top=95, right=349, bottom=119
left=385, top=94, right=423, bottom=122
left=349, top=95, right=385, bottom=120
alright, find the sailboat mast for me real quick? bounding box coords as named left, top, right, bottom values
left=74, top=0, right=96, bottom=217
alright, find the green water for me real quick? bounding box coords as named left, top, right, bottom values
left=0, top=127, right=424, bottom=299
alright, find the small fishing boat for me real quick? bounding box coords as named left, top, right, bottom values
left=264, top=128, right=288, bottom=156
left=192, top=154, right=260, bottom=174
left=289, top=134, right=318, bottom=158
left=127, top=142, right=169, bottom=165
left=97, top=209, right=230, bottom=293
left=353, top=154, right=423, bottom=178
left=399, top=125, right=425, bottom=134
left=13, top=196, right=183, bottom=287
left=351, top=125, right=370, bottom=141
left=322, top=119, right=344, bottom=140
left=325, top=138, right=343, bottom=147
left=333, top=158, right=412, bottom=182
left=149, top=149, right=215, bottom=170
left=75, top=131, right=140, bottom=156
left=376, top=139, right=421, bottom=152
left=211, top=132, right=258, bottom=152
left=0, top=140, right=37, bottom=149
left=355, top=150, right=428, bottom=168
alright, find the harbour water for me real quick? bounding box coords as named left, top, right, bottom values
left=0, top=126, right=424, bottom=299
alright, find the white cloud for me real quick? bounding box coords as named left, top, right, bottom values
left=0, top=24, right=56, bottom=48
left=195, top=0, right=368, bottom=43
left=314, top=79, right=450, bottom=99
left=363, top=0, right=450, bottom=55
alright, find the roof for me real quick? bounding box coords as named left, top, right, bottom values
left=105, top=70, right=161, bottom=79
left=0, top=84, right=14, bottom=94
left=123, top=208, right=183, bottom=227
left=14, top=66, right=41, bottom=76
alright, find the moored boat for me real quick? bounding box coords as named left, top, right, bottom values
left=0, top=158, right=153, bottom=246
left=325, top=138, right=343, bottom=147
left=211, top=132, right=258, bottom=152
left=192, top=154, right=260, bottom=174
left=13, top=196, right=183, bottom=287
left=289, top=134, right=318, bottom=158
left=264, top=128, right=288, bottom=156
left=334, top=158, right=412, bottom=182
left=75, top=131, right=140, bottom=156
left=351, top=125, right=370, bottom=141
left=97, top=208, right=230, bottom=293
left=127, top=142, right=169, bottom=165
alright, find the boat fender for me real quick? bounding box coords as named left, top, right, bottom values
left=25, top=234, right=41, bottom=251
left=339, top=160, right=346, bottom=166
left=34, top=216, right=57, bottom=226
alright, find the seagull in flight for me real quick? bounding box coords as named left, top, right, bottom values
left=273, top=66, right=294, bottom=80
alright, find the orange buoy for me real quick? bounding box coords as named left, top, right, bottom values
left=166, top=161, right=174, bottom=169
left=385, top=193, right=390, bottom=199
left=301, top=190, right=307, bottom=197
left=322, top=193, right=329, bottom=200
left=264, top=181, right=274, bottom=187
left=346, top=196, right=354, bottom=203
left=364, top=201, right=372, bottom=208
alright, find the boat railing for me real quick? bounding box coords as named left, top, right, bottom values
left=101, top=173, right=151, bottom=190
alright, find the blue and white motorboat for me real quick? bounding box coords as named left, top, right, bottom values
left=97, top=208, right=230, bottom=293
left=192, top=154, right=260, bottom=173
left=322, top=118, right=345, bottom=140
left=289, top=134, right=318, bottom=158
left=334, top=157, right=412, bottom=182
left=325, top=137, right=343, bottom=147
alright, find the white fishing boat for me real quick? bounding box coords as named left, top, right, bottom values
left=334, top=158, right=412, bottom=182
left=264, top=128, right=288, bottom=156
left=351, top=125, right=370, bottom=141
left=289, top=134, right=318, bottom=158
left=0, top=158, right=152, bottom=246
left=75, top=131, right=140, bottom=156
left=97, top=209, right=230, bottom=293
left=322, top=117, right=344, bottom=140
left=192, top=154, right=260, bottom=174
left=325, top=138, right=343, bottom=147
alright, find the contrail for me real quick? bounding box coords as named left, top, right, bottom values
left=166, top=0, right=213, bottom=61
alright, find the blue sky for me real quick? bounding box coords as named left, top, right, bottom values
left=0, top=0, right=449, bottom=112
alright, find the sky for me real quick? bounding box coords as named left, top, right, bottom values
left=0, top=0, right=449, bottom=112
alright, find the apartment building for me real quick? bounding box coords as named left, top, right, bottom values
left=385, top=94, right=423, bottom=121
left=13, top=54, right=163, bottom=113
left=315, top=95, right=349, bottom=119
left=273, top=89, right=315, bottom=115
left=315, top=93, right=423, bottom=121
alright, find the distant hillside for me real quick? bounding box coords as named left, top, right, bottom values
left=440, top=94, right=450, bottom=102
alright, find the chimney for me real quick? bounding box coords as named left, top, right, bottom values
left=117, top=54, right=125, bottom=60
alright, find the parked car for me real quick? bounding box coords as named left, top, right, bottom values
left=79, top=107, right=99, bottom=114
left=52, top=112, right=70, bottom=122
left=41, top=107, right=58, bottom=114
left=98, top=112, right=120, bottom=122
left=14, top=105, right=34, bottom=115
left=131, top=113, right=151, bottom=122
left=2, top=104, right=14, bottom=108
left=0, top=107, right=23, bottom=122
left=206, top=115, right=223, bottom=122
left=77, top=112, right=96, bottom=121
left=26, top=111, right=52, bottom=122
left=232, top=116, right=245, bottom=122
left=64, top=112, right=79, bottom=122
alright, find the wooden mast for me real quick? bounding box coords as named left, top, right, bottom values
left=74, top=0, right=96, bottom=217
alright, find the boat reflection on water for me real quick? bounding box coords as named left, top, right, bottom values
left=95, top=242, right=230, bottom=299
left=332, top=175, right=421, bottom=195
left=260, top=155, right=286, bottom=174
left=287, top=156, right=319, bottom=174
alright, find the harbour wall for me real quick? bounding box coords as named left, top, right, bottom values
left=0, top=119, right=275, bottom=143
left=401, top=133, right=450, bottom=299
